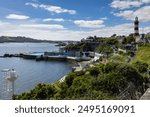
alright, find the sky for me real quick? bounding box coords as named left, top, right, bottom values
left=0, top=0, right=150, bottom=41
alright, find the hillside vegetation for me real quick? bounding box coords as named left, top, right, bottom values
left=13, top=43, right=150, bottom=100
left=132, top=44, right=150, bottom=65
left=14, top=61, right=149, bottom=100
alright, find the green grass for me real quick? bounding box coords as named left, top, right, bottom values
left=109, top=55, right=126, bottom=62
left=52, top=81, right=62, bottom=91
left=132, top=45, right=150, bottom=66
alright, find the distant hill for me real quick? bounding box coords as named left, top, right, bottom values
left=0, top=36, right=54, bottom=43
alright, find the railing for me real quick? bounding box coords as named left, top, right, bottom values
left=117, top=82, right=136, bottom=100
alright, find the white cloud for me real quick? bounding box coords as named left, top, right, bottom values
left=79, top=23, right=150, bottom=38
left=0, top=20, right=149, bottom=41
left=26, top=3, right=39, bottom=8
left=101, top=17, right=108, bottom=20
left=134, top=6, right=150, bottom=21
left=111, top=0, right=150, bottom=10
left=114, top=6, right=150, bottom=22
left=25, top=3, right=76, bottom=14
left=20, top=24, right=65, bottom=30
left=81, top=23, right=133, bottom=38
left=111, top=0, right=142, bottom=9
left=114, top=10, right=134, bottom=19
left=74, top=20, right=105, bottom=28
left=141, top=0, right=150, bottom=3
left=43, top=18, right=65, bottom=22
left=0, top=21, right=10, bottom=26
left=6, top=14, right=30, bottom=20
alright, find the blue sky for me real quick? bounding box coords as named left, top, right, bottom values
left=0, top=0, right=150, bottom=40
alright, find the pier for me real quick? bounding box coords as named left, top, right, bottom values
left=1, top=51, right=92, bottom=62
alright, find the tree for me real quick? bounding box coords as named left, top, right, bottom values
left=111, top=34, right=117, bottom=37
left=106, top=38, right=119, bottom=47
left=97, top=44, right=113, bottom=53
left=122, top=35, right=135, bottom=44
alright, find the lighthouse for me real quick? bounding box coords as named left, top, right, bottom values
left=134, top=17, right=140, bottom=42
left=1, top=69, right=18, bottom=99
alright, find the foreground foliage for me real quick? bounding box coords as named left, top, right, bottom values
left=132, top=44, right=150, bottom=65
left=14, top=62, right=149, bottom=100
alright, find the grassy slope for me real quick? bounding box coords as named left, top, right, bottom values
left=132, top=45, right=150, bottom=65
left=109, top=55, right=126, bottom=62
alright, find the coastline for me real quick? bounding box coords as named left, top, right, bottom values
left=58, top=59, right=95, bottom=83
left=0, top=43, right=73, bottom=99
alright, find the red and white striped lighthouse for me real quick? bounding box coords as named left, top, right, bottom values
left=134, top=17, right=139, bottom=36
left=134, top=17, right=140, bottom=42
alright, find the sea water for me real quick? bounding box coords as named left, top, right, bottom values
left=0, top=43, right=73, bottom=99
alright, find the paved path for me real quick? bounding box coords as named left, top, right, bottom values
left=140, top=88, right=150, bottom=100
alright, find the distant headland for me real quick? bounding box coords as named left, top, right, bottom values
left=0, top=36, right=56, bottom=43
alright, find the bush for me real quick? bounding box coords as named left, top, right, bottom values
left=132, top=61, right=149, bottom=73
left=14, top=62, right=146, bottom=100
left=118, top=51, right=124, bottom=55
left=127, top=51, right=135, bottom=57
left=65, top=76, right=92, bottom=99
left=65, top=72, right=76, bottom=87
left=14, top=83, right=56, bottom=100
left=115, top=64, right=143, bottom=86
left=109, top=55, right=126, bottom=62
left=75, top=70, right=85, bottom=76
left=88, top=66, right=100, bottom=77
left=104, top=62, right=120, bottom=73
left=92, top=73, right=127, bottom=94
left=32, top=84, right=56, bottom=100
left=104, top=62, right=144, bottom=86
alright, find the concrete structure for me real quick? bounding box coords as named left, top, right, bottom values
left=140, top=88, right=150, bottom=100
left=1, top=69, right=18, bottom=99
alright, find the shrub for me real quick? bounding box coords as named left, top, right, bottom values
left=92, top=73, right=127, bottom=94
left=127, top=51, right=135, bottom=57
left=66, top=76, right=92, bottom=99
left=75, top=70, right=85, bottom=76
left=115, top=64, right=143, bottom=86
left=109, top=55, right=126, bottom=62
left=132, top=61, right=149, bottom=73
left=88, top=66, right=100, bottom=77
left=65, top=72, right=76, bottom=87
left=104, top=62, right=120, bottom=73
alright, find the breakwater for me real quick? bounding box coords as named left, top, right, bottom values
left=2, top=51, right=91, bottom=62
